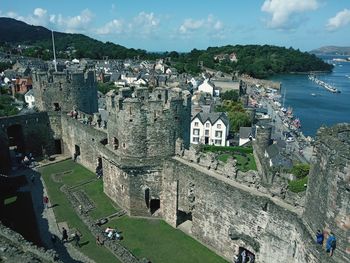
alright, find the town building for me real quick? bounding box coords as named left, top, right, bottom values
left=190, top=112, right=229, bottom=146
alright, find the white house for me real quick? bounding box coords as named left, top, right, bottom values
left=190, top=112, right=229, bottom=146
left=133, top=78, right=148, bottom=86
left=198, top=79, right=217, bottom=97
left=24, top=89, right=35, bottom=109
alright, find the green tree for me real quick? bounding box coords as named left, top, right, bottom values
left=291, top=163, right=310, bottom=179
left=220, top=90, right=239, bottom=102
left=97, top=82, right=118, bottom=95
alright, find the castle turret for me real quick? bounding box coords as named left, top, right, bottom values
left=32, top=69, right=98, bottom=114
left=255, top=124, right=272, bottom=153
left=105, top=86, right=191, bottom=163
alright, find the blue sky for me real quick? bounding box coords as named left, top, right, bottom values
left=0, top=0, right=349, bottom=52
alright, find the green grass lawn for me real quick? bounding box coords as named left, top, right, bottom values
left=111, top=217, right=228, bottom=263
left=78, top=179, right=120, bottom=220
left=288, top=176, right=308, bottom=193
left=217, top=152, right=257, bottom=172
left=40, top=160, right=120, bottom=263
left=40, top=160, right=228, bottom=263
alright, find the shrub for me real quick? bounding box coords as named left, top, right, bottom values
left=290, top=163, right=310, bottom=179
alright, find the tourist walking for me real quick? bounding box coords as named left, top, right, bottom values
left=326, top=232, right=336, bottom=256
left=43, top=195, right=49, bottom=209
left=61, top=227, right=68, bottom=243
left=73, top=231, right=81, bottom=247
left=316, top=230, right=324, bottom=245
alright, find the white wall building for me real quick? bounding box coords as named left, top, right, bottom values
left=198, top=79, right=216, bottom=96
left=24, top=89, right=35, bottom=109
left=190, top=112, right=229, bottom=146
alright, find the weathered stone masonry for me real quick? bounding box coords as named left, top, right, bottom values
left=1, top=67, right=348, bottom=262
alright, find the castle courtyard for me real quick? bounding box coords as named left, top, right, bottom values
left=40, top=159, right=228, bottom=263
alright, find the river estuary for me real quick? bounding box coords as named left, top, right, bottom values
left=271, top=56, right=350, bottom=137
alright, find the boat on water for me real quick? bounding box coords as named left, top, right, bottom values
left=308, top=74, right=341, bottom=93
left=311, top=93, right=316, bottom=96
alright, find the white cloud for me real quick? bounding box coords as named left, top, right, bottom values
left=326, top=9, right=350, bottom=31
left=96, top=19, right=124, bottom=35
left=96, top=12, right=160, bottom=38
left=33, top=8, right=47, bottom=18
left=179, top=19, right=204, bottom=34
left=178, top=15, right=225, bottom=36
left=261, top=0, right=319, bottom=29
left=54, top=9, right=94, bottom=33
left=4, top=8, right=94, bottom=33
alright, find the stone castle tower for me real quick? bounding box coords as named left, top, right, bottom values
left=32, top=69, right=98, bottom=114
left=105, top=86, right=191, bottom=162
left=102, top=86, right=191, bottom=216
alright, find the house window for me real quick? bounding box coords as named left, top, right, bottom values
left=193, top=129, right=200, bottom=135
left=214, top=139, right=222, bottom=145
left=194, top=122, right=199, bottom=127
left=193, top=137, right=199, bottom=143
left=217, top=124, right=222, bottom=129
left=205, top=130, right=209, bottom=136
left=215, top=131, right=222, bottom=138
left=205, top=123, right=210, bottom=128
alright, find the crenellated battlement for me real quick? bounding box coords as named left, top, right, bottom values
left=105, top=86, right=191, bottom=162
left=32, top=70, right=95, bottom=87
left=32, top=69, right=98, bottom=114
left=106, top=86, right=191, bottom=115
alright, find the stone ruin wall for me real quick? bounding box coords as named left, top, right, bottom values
left=161, top=158, right=331, bottom=263
left=60, top=115, right=107, bottom=172
left=304, top=124, right=350, bottom=262
left=32, top=70, right=98, bottom=114
left=0, top=223, right=60, bottom=262
left=0, top=112, right=56, bottom=173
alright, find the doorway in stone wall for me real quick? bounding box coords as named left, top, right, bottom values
left=236, top=247, right=255, bottom=263
left=7, top=124, right=25, bottom=153
left=176, top=210, right=193, bottom=234
left=7, top=124, right=25, bottom=168
left=54, top=139, right=62, bottom=154
left=150, top=199, right=160, bottom=215
left=96, top=157, right=103, bottom=178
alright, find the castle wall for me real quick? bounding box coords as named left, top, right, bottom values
left=0, top=112, right=55, bottom=158
left=161, top=158, right=332, bottom=263
left=60, top=116, right=107, bottom=171
left=304, top=124, right=350, bottom=262
left=32, top=70, right=98, bottom=114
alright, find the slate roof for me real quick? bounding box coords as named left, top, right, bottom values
left=239, top=127, right=254, bottom=139
left=192, top=112, right=229, bottom=127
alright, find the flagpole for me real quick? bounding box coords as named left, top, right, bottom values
left=51, top=30, right=57, bottom=72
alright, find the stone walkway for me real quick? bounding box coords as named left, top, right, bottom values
left=17, top=157, right=95, bottom=263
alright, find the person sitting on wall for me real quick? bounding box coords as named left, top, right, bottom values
left=326, top=232, right=336, bottom=256
left=316, top=229, right=324, bottom=245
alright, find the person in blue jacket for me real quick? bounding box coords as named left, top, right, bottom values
left=326, top=232, right=336, bottom=256
left=316, top=230, right=324, bottom=245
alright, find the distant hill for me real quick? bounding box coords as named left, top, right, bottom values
left=0, top=17, right=150, bottom=60
left=0, top=17, right=333, bottom=78
left=169, top=45, right=333, bottom=78
left=0, top=17, right=65, bottom=42
left=310, top=46, right=350, bottom=56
